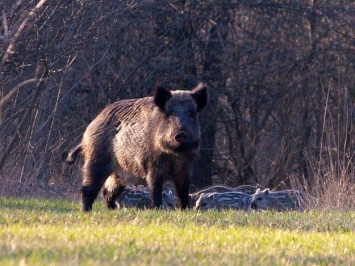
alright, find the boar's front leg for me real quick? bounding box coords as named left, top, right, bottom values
left=147, top=172, right=163, bottom=209
left=175, top=176, right=190, bottom=209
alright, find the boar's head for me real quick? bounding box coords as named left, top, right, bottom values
left=153, top=83, right=208, bottom=155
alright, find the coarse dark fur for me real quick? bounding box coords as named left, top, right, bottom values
left=70, top=83, right=208, bottom=211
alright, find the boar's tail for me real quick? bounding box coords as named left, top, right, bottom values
left=64, top=143, right=82, bottom=164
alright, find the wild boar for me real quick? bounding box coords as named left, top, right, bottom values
left=189, top=185, right=236, bottom=206
left=70, top=83, right=208, bottom=211
left=188, top=184, right=262, bottom=206
left=250, top=188, right=317, bottom=211
left=195, top=191, right=252, bottom=211
left=116, top=187, right=176, bottom=210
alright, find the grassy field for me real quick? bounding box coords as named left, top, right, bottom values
left=1, top=197, right=355, bottom=265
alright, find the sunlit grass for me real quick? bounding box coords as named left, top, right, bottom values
left=1, top=197, right=355, bottom=265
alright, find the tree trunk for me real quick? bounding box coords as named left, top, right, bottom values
left=193, top=9, right=230, bottom=189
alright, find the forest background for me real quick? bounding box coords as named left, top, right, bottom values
left=0, top=0, right=354, bottom=208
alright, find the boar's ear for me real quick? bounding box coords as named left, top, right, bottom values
left=154, top=84, right=172, bottom=110
left=191, top=83, right=208, bottom=112
left=263, top=188, right=270, bottom=195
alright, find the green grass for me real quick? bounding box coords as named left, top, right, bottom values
left=1, top=198, right=355, bottom=265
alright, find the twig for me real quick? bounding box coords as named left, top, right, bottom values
left=0, top=0, right=47, bottom=78
left=0, top=78, right=42, bottom=109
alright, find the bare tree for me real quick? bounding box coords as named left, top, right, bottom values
left=0, top=0, right=354, bottom=197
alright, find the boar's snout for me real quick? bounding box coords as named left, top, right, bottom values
left=174, top=131, right=189, bottom=144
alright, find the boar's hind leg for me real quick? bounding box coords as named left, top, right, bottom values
left=101, top=174, right=125, bottom=209
left=81, top=162, right=111, bottom=211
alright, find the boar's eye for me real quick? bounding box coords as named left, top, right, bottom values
left=256, top=197, right=263, bottom=201
left=167, top=111, right=175, bottom=117
left=187, top=110, right=196, bottom=119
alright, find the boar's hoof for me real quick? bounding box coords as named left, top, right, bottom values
left=81, top=197, right=95, bottom=212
